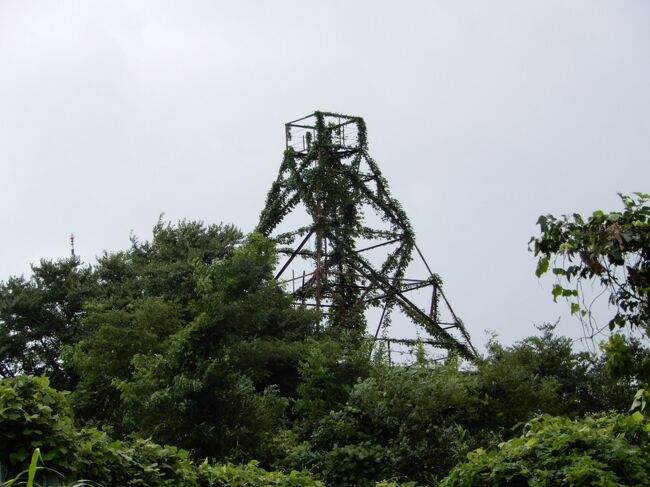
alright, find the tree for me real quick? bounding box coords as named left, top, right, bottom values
left=530, top=193, right=650, bottom=402
left=0, top=257, right=97, bottom=390
left=118, top=233, right=320, bottom=460
left=293, top=335, right=372, bottom=429
left=295, top=356, right=481, bottom=486
left=477, top=324, right=634, bottom=429
left=530, top=193, right=650, bottom=397
left=530, top=192, right=649, bottom=335
left=66, top=298, right=184, bottom=426
left=285, top=325, right=634, bottom=486
left=94, top=219, right=243, bottom=311
left=66, top=220, right=243, bottom=426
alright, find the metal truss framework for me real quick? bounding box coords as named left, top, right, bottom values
left=257, top=111, right=477, bottom=360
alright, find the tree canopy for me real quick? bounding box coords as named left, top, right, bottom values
left=531, top=193, right=650, bottom=405
left=531, top=192, right=650, bottom=336
left=0, top=205, right=648, bottom=486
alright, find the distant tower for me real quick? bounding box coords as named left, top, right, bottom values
left=257, top=111, right=476, bottom=359
left=70, top=233, right=75, bottom=258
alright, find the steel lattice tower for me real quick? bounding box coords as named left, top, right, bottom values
left=257, top=111, right=476, bottom=360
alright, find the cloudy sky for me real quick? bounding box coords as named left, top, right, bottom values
left=1, top=1, right=648, bottom=351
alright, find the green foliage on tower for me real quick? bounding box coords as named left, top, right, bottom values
left=257, top=112, right=415, bottom=335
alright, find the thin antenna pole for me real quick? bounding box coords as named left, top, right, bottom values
left=70, top=233, right=75, bottom=257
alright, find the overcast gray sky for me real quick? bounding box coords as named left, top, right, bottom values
left=1, top=1, right=649, bottom=351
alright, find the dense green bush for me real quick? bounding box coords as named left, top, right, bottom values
left=294, top=335, right=372, bottom=428
left=117, top=234, right=320, bottom=461
left=476, top=324, right=634, bottom=431
left=197, top=461, right=323, bottom=486
left=0, top=375, right=321, bottom=486
left=0, top=375, right=199, bottom=485
left=0, top=376, right=77, bottom=472
left=440, top=412, right=650, bottom=486
left=287, top=357, right=482, bottom=486
left=1, top=208, right=647, bottom=486
left=285, top=327, right=634, bottom=486
left=2, top=329, right=636, bottom=486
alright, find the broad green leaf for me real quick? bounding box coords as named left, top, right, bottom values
left=631, top=411, right=644, bottom=423
left=536, top=258, right=549, bottom=277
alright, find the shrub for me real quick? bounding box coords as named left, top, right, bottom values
left=0, top=376, right=76, bottom=472
left=197, top=461, right=323, bottom=486
left=0, top=375, right=321, bottom=486
left=440, top=412, right=650, bottom=486
left=289, top=357, right=482, bottom=485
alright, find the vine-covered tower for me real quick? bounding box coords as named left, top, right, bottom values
left=257, top=111, right=476, bottom=360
